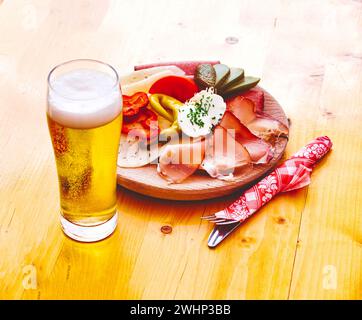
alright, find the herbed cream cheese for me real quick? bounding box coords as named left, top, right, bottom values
left=177, top=88, right=226, bottom=138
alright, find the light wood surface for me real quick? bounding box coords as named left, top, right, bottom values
left=0, top=0, right=361, bottom=300
left=117, top=88, right=289, bottom=200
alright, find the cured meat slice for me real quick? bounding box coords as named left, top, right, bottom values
left=134, top=61, right=220, bottom=76
left=201, top=126, right=251, bottom=179
left=157, top=140, right=205, bottom=183
left=247, top=116, right=289, bottom=142
left=226, top=96, right=256, bottom=124
left=226, top=96, right=289, bottom=142
left=219, top=111, right=272, bottom=164
left=239, top=88, right=264, bottom=113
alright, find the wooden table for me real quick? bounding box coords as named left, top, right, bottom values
left=0, top=0, right=361, bottom=300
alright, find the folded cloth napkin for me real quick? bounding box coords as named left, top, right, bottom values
left=215, top=136, right=333, bottom=222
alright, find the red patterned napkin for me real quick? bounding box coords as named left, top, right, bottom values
left=215, top=136, right=333, bottom=222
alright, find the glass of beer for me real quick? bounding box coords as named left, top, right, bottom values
left=47, top=59, right=122, bottom=242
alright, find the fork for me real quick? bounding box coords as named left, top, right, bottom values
left=202, top=216, right=241, bottom=248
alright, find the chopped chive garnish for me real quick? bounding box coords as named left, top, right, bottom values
left=186, top=90, right=215, bottom=129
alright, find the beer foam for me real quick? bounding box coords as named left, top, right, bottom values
left=47, top=69, right=121, bottom=129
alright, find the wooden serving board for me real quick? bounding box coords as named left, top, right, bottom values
left=117, top=87, right=289, bottom=200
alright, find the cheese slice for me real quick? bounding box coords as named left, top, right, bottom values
left=120, top=66, right=185, bottom=95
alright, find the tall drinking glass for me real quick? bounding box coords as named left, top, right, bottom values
left=47, top=59, right=122, bottom=242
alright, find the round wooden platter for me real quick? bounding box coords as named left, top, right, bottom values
left=117, top=87, right=289, bottom=201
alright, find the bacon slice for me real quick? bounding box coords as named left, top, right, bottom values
left=201, top=126, right=251, bottom=179
left=157, top=140, right=205, bottom=183
left=226, top=96, right=289, bottom=142
left=134, top=61, right=220, bottom=76
left=219, top=111, right=272, bottom=164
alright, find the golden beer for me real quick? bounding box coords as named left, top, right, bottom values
left=47, top=59, right=122, bottom=241
left=47, top=114, right=122, bottom=225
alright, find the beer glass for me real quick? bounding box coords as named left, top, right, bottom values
left=47, top=59, right=122, bottom=242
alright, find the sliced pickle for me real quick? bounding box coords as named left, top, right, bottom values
left=222, top=76, right=260, bottom=97
left=219, top=67, right=244, bottom=91
left=214, top=64, right=230, bottom=89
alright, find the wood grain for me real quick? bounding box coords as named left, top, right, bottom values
left=117, top=88, right=289, bottom=200
left=0, top=0, right=360, bottom=300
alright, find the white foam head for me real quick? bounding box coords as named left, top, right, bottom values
left=47, top=68, right=121, bottom=129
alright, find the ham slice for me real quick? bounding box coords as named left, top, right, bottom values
left=240, top=88, right=264, bottom=113
left=219, top=111, right=272, bottom=164
left=247, top=115, right=289, bottom=142
left=226, top=96, right=256, bottom=124
left=134, top=60, right=220, bottom=76
left=158, top=125, right=253, bottom=182
left=201, top=126, right=251, bottom=179
left=226, top=96, right=289, bottom=142
left=157, top=140, right=205, bottom=183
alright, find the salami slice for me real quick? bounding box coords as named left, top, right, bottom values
left=134, top=60, right=220, bottom=75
